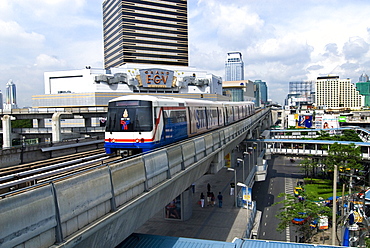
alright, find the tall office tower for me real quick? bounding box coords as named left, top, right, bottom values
left=315, top=76, right=364, bottom=109
left=102, top=0, right=188, bottom=69
left=254, top=80, right=268, bottom=104
left=359, top=72, right=369, bottom=82
left=225, top=52, right=244, bottom=81
left=5, top=79, right=17, bottom=109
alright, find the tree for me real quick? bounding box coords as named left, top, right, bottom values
left=299, top=156, right=320, bottom=182
left=324, top=142, right=363, bottom=173
left=275, top=192, right=331, bottom=242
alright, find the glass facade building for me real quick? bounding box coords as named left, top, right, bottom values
left=254, top=80, right=268, bottom=104
left=5, top=79, right=17, bottom=109
left=103, top=0, right=188, bottom=69
left=224, top=52, right=244, bottom=81
left=356, top=81, right=370, bottom=107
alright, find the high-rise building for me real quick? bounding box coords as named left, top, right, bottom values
left=315, top=75, right=364, bottom=109
left=359, top=72, right=369, bottom=83
left=102, top=0, right=188, bottom=69
left=5, top=79, right=17, bottom=109
left=224, top=52, right=244, bottom=81
left=356, top=81, right=370, bottom=107
left=254, top=80, right=268, bottom=104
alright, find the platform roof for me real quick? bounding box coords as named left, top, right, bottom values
left=118, top=233, right=345, bottom=248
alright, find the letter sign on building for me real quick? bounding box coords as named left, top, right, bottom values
left=139, top=69, right=176, bottom=89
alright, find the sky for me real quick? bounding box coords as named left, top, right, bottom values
left=1, top=0, right=370, bottom=107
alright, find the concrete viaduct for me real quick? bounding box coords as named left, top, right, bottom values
left=0, top=108, right=272, bottom=248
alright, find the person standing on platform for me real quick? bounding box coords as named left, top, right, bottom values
left=230, top=182, right=235, bottom=195
left=217, top=192, right=223, bottom=208
left=200, top=192, right=205, bottom=208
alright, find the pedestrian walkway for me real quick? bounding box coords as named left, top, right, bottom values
left=135, top=163, right=251, bottom=242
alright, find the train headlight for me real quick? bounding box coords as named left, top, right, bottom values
left=135, top=139, right=139, bottom=143
left=141, top=138, right=144, bottom=143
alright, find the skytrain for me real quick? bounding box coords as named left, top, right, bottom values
left=104, top=95, right=255, bottom=156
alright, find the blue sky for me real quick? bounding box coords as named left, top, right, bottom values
left=1, top=0, right=370, bottom=107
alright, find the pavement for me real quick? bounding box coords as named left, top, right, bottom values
left=135, top=158, right=254, bottom=242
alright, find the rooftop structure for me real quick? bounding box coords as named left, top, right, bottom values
left=33, top=64, right=226, bottom=108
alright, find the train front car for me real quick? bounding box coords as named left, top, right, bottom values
left=104, top=96, right=157, bottom=156
left=104, top=95, right=190, bottom=157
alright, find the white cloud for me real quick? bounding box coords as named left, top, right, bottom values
left=343, top=37, right=370, bottom=60
left=34, top=54, right=67, bottom=68
left=0, top=20, right=45, bottom=52
left=2, top=0, right=370, bottom=106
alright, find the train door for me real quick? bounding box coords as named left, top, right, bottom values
left=188, top=106, right=197, bottom=136
left=154, top=107, right=164, bottom=144
left=217, top=107, right=224, bottom=126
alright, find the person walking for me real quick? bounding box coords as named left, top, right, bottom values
left=200, top=192, right=205, bottom=208
left=206, top=191, right=211, bottom=206
left=217, top=192, right=223, bottom=208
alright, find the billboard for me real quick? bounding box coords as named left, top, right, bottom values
left=297, top=115, right=313, bottom=128
left=315, top=115, right=339, bottom=129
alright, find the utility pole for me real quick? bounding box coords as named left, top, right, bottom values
left=332, top=164, right=337, bottom=246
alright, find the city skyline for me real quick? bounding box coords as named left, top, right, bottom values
left=1, top=0, right=370, bottom=107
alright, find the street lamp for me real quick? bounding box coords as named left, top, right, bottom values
left=227, top=168, right=237, bottom=207
left=237, top=158, right=245, bottom=182
left=253, top=142, right=257, bottom=166
left=243, top=151, right=250, bottom=175
left=248, top=147, right=253, bottom=168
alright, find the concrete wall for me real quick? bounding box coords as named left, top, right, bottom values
left=0, top=108, right=271, bottom=248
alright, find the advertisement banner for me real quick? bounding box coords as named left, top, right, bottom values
left=242, top=186, right=247, bottom=204
left=322, top=115, right=339, bottom=129
left=298, top=115, right=313, bottom=128
left=247, top=187, right=252, bottom=203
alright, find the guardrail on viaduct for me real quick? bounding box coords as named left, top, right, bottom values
left=0, top=108, right=271, bottom=248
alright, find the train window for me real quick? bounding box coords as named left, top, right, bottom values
left=115, top=100, right=140, bottom=106
left=106, top=101, right=153, bottom=132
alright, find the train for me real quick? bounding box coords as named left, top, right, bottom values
left=104, top=95, right=255, bottom=156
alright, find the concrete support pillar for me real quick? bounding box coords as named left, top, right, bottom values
left=84, top=117, right=92, bottom=127
left=36, top=118, right=45, bottom=128
left=209, top=149, right=225, bottom=174
left=181, top=188, right=193, bottom=221
left=52, top=112, right=73, bottom=142
left=1, top=115, right=14, bottom=148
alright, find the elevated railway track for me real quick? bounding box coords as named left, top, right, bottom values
left=0, top=150, right=120, bottom=196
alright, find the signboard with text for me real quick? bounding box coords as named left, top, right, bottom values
left=138, top=69, right=176, bottom=89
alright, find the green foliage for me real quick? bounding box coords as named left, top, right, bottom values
left=11, top=119, right=32, bottom=128
left=324, top=142, right=363, bottom=171
left=274, top=192, right=331, bottom=241
left=313, top=129, right=362, bottom=142
left=366, top=236, right=370, bottom=247
left=303, top=179, right=346, bottom=200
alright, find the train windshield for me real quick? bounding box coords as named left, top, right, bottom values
left=106, top=100, right=153, bottom=132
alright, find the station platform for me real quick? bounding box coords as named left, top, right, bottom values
left=135, top=161, right=255, bottom=242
